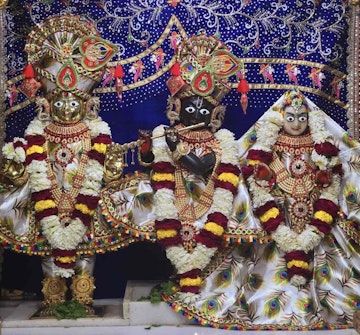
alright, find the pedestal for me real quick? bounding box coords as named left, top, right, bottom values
left=0, top=281, right=356, bottom=335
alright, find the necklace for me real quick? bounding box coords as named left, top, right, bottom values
left=44, top=121, right=89, bottom=144
left=274, top=131, right=314, bottom=155
left=46, top=135, right=91, bottom=221
left=177, top=125, right=218, bottom=156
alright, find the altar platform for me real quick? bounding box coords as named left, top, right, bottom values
left=0, top=281, right=357, bottom=335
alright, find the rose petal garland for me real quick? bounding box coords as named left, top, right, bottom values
left=151, top=126, right=239, bottom=293
left=244, top=101, right=341, bottom=287
left=20, top=117, right=112, bottom=278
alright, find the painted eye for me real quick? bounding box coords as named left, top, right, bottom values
left=53, top=101, right=64, bottom=108
left=199, top=108, right=210, bottom=115
left=70, top=101, right=80, bottom=107
left=185, top=106, right=195, bottom=113
left=286, top=115, right=295, bottom=122
left=298, top=115, right=308, bottom=122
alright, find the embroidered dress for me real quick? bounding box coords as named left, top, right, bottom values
left=162, top=91, right=360, bottom=330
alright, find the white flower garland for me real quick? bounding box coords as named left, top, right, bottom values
left=250, top=102, right=340, bottom=257
left=153, top=126, right=238, bottom=274
left=12, top=117, right=110, bottom=277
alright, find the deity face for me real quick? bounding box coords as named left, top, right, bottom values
left=282, top=105, right=309, bottom=136
left=50, top=92, right=86, bottom=124
left=180, top=96, right=214, bottom=128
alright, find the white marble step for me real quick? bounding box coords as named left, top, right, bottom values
left=0, top=281, right=357, bottom=335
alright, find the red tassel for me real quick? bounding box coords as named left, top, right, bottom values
left=240, top=93, right=248, bottom=114
left=23, top=64, right=35, bottom=79
left=170, top=62, right=181, bottom=76
left=237, top=78, right=250, bottom=94
left=114, top=65, right=125, bottom=78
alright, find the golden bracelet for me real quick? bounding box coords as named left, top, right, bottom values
left=172, top=141, right=190, bottom=161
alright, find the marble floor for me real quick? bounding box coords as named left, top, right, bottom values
left=0, top=281, right=358, bottom=335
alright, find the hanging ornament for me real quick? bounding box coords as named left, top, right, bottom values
left=114, top=64, right=125, bottom=101
left=237, top=72, right=250, bottom=114
left=166, top=62, right=185, bottom=96
left=18, top=64, right=41, bottom=99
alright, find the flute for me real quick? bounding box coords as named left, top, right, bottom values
left=150, top=122, right=206, bottom=140
left=108, top=122, right=207, bottom=160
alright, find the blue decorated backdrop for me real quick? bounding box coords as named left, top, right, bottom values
left=2, top=0, right=352, bottom=298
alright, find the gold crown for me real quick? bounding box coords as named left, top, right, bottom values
left=167, top=30, right=244, bottom=106
left=25, top=15, right=118, bottom=100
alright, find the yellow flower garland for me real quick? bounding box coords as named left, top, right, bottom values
left=152, top=172, right=175, bottom=182
left=157, top=229, right=178, bottom=239
left=218, top=172, right=239, bottom=187
left=93, top=143, right=107, bottom=154
left=55, top=256, right=77, bottom=263
left=287, top=260, right=309, bottom=270
left=204, top=221, right=224, bottom=236
left=314, top=210, right=333, bottom=224
left=26, top=145, right=44, bottom=155
left=259, top=207, right=280, bottom=223
left=74, top=203, right=94, bottom=215
left=34, top=199, right=57, bottom=212
left=179, top=277, right=202, bottom=287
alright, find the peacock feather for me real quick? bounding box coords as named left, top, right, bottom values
left=274, top=267, right=288, bottom=285
left=263, top=290, right=289, bottom=318
left=295, top=298, right=314, bottom=314
left=235, top=293, right=249, bottom=312
left=215, top=269, right=233, bottom=288
left=342, top=132, right=359, bottom=149
left=345, top=294, right=360, bottom=311
left=237, top=243, right=252, bottom=259
left=264, top=297, right=281, bottom=318
left=234, top=202, right=249, bottom=224
left=248, top=273, right=263, bottom=290
left=134, top=192, right=153, bottom=209
left=342, top=267, right=360, bottom=290
left=344, top=183, right=360, bottom=209
left=184, top=180, right=201, bottom=202
left=242, top=129, right=257, bottom=150
left=264, top=241, right=277, bottom=262
left=201, top=295, right=226, bottom=316
left=315, top=250, right=337, bottom=274
left=314, top=264, right=331, bottom=284
left=319, top=289, right=337, bottom=311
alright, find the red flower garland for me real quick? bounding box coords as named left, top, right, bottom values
left=152, top=160, right=240, bottom=293
left=26, top=131, right=111, bottom=272
left=245, top=144, right=341, bottom=285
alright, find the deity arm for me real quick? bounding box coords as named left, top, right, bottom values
left=177, top=151, right=216, bottom=177
left=138, top=130, right=154, bottom=165
left=103, top=143, right=124, bottom=184
left=1, top=158, right=28, bottom=186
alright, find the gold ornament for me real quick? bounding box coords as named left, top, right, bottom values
left=0, top=0, right=8, bottom=10
left=70, top=273, right=95, bottom=305
left=104, top=143, right=124, bottom=184
left=41, top=276, right=67, bottom=307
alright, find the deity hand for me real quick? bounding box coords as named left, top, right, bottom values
left=103, top=143, right=124, bottom=184
left=138, top=129, right=152, bottom=155
left=315, top=170, right=332, bottom=186
left=138, top=130, right=154, bottom=165
left=253, top=163, right=272, bottom=181
left=1, top=158, right=28, bottom=186
left=165, top=127, right=179, bottom=152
